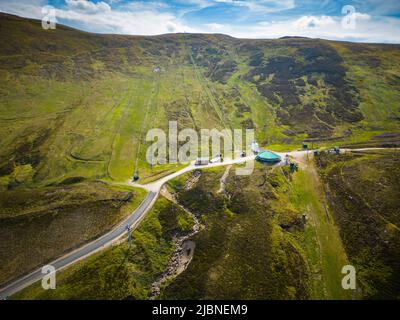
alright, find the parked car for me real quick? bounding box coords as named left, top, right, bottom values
left=210, top=154, right=223, bottom=163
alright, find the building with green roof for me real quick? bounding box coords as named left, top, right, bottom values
left=256, top=151, right=282, bottom=163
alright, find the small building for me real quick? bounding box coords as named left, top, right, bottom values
left=153, top=66, right=161, bottom=73
left=251, top=141, right=260, bottom=154
left=256, top=151, right=281, bottom=163
left=195, top=157, right=209, bottom=166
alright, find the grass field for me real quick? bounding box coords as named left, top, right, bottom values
left=289, top=156, right=350, bottom=299
left=315, top=149, right=400, bottom=299
left=1, top=14, right=399, bottom=191
left=0, top=181, right=147, bottom=286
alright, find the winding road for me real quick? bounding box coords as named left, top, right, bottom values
left=0, top=192, right=158, bottom=299
left=0, top=147, right=396, bottom=299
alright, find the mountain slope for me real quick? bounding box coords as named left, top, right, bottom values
left=1, top=13, right=400, bottom=187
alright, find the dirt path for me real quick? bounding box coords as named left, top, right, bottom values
left=218, top=165, right=232, bottom=194
left=294, top=152, right=351, bottom=299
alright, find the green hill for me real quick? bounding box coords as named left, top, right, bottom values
left=1, top=12, right=399, bottom=187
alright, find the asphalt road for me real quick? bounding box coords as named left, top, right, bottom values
left=0, top=191, right=158, bottom=299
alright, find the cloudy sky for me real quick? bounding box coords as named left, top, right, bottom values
left=1, top=0, right=400, bottom=43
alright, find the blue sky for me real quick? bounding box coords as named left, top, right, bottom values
left=1, top=0, right=400, bottom=42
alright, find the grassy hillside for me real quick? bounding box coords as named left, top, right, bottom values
left=13, top=196, right=195, bottom=300
left=15, top=161, right=351, bottom=300
left=160, top=165, right=312, bottom=299
left=0, top=181, right=146, bottom=286
left=15, top=151, right=400, bottom=300
left=160, top=160, right=350, bottom=299
left=316, top=150, right=400, bottom=299
left=1, top=13, right=399, bottom=188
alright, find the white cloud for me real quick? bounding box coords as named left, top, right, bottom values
left=205, top=22, right=225, bottom=31
left=172, top=0, right=295, bottom=17
left=65, top=0, right=111, bottom=12
left=210, top=15, right=400, bottom=43
left=0, top=1, right=399, bottom=43
left=294, top=15, right=336, bottom=29
left=121, top=1, right=170, bottom=11
left=54, top=4, right=195, bottom=35
left=0, top=0, right=45, bottom=19
left=211, top=0, right=295, bottom=13
left=166, top=21, right=178, bottom=32
left=351, top=12, right=371, bottom=21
